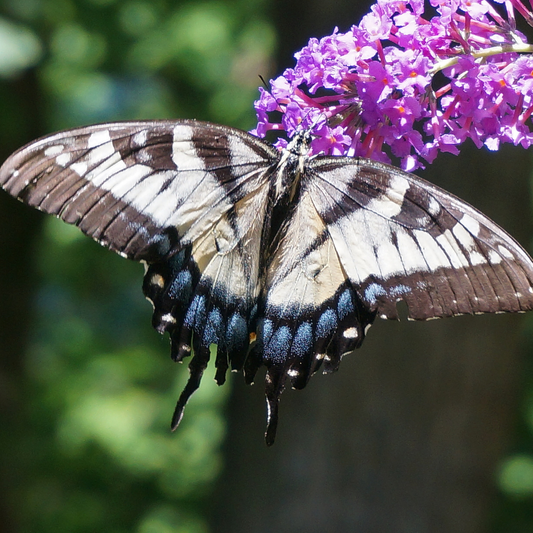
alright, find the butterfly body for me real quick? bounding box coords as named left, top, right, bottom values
left=2, top=119, right=533, bottom=444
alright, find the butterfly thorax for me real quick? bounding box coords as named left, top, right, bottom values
left=272, top=130, right=312, bottom=206
left=261, top=132, right=313, bottom=272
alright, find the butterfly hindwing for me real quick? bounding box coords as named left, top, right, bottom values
left=257, top=189, right=376, bottom=443
left=146, top=180, right=274, bottom=428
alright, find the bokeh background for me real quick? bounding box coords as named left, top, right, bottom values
left=1, top=0, right=533, bottom=531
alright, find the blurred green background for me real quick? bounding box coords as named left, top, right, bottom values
left=1, top=1, right=533, bottom=532
left=0, top=1, right=274, bottom=531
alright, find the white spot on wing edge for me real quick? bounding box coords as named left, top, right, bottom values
left=343, top=327, right=358, bottom=339
left=87, top=129, right=113, bottom=149
left=489, top=250, right=503, bottom=264
left=498, top=245, right=513, bottom=259
left=150, top=273, right=165, bottom=288
left=132, top=129, right=148, bottom=147
left=79, top=129, right=117, bottom=178
left=44, top=145, right=65, bottom=157
left=161, top=313, right=176, bottom=325
left=428, top=196, right=440, bottom=216
left=452, top=222, right=476, bottom=251
left=469, top=250, right=486, bottom=266
left=56, top=153, right=72, bottom=167
left=71, top=162, right=88, bottom=176
left=460, top=213, right=481, bottom=237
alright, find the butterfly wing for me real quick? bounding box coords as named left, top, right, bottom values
left=308, top=156, right=533, bottom=320
left=0, top=120, right=279, bottom=426
left=255, top=188, right=376, bottom=444
left=0, top=120, right=276, bottom=261
left=256, top=155, right=533, bottom=443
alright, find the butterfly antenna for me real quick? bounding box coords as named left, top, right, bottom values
left=258, top=74, right=269, bottom=90
left=256, top=75, right=289, bottom=122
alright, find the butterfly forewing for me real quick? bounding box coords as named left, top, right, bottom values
left=0, top=120, right=277, bottom=261
left=307, top=157, right=533, bottom=320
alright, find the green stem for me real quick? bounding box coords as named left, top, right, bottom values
left=430, top=42, right=533, bottom=75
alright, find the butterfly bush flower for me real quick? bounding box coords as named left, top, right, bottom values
left=252, top=0, right=533, bottom=171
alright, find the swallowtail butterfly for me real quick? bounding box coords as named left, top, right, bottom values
left=2, top=120, right=533, bottom=445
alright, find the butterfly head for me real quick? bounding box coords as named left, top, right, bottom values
left=284, top=128, right=316, bottom=172
left=285, top=128, right=314, bottom=157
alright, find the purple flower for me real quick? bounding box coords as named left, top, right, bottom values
left=311, top=125, right=352, bottom=155
left=253, top=0, right=533, bottom=170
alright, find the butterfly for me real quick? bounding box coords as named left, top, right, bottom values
left=1, top=119, right=533, bottom=445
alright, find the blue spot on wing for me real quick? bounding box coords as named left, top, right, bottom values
left=226, top=312, right=248, bottom=350
left=364, top=283, right=386, bottom=305
left=168, top=270, right=193, bottom=301
left=316, top=309, right=337, bottom=338
left=266, top=326, right=292, bottom=364
left=337, top=289, right=354, bottom=319
left=291, top=322, right=313, bottom=358
left=203, top=307, right=223, bottom=345
left=390, top=284, right=411, bottom=298
left=184, top=294, right=206, bottom=329
left=262, top=318, right=274, bottom=346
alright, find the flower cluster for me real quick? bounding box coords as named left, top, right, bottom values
left=252, top=0, right=533, bottom=171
